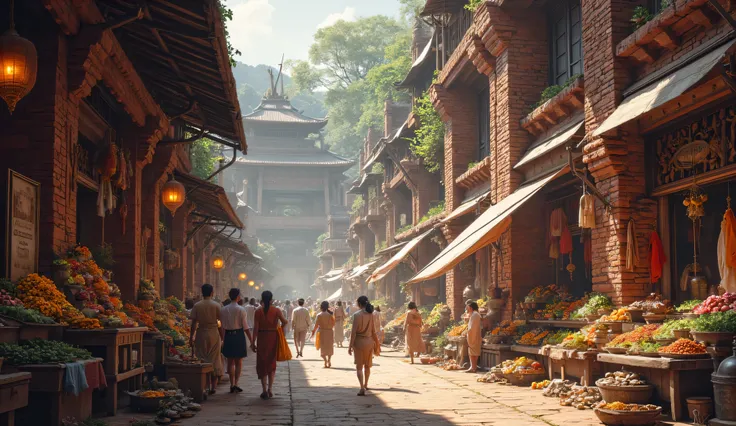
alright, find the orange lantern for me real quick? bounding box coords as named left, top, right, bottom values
left=248, top=280, right=254, bottom=287
left=238, top=272, right=247, bottom=281
left=211, top=255, right=224, bottom=270
left=0, top=0, right=37, bottom=114
left=254, top=285, right=260, bottom=290
left=161, top=177, right=185, bottom=214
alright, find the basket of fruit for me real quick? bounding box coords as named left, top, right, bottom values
left=593, top=403, right=662, bottom=426
left=596, top=372, right=653, bottom=404
left=128, top=390, right=178, bottom=412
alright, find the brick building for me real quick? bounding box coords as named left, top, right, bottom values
left=1, top=0, right=247, bottom=302
left=399, top=0, right=736, bottom=320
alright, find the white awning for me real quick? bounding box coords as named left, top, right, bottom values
left=407, top=167, right=566, bottom=284
left=346, top=261, right=378, bottom=280
left=325, top=273, right=344, bottom=283
left=368, top=229, right=434, bottom=283
left=325, top=287, right=343, bottom=302
left=442, top=190, right=491, bottom=223
left=593, top=39, right=736, bottom=137
left=515, top=117, right=584, bottom=169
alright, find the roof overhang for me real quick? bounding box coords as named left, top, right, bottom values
left=420, top=0, right=467, bottom=17
left=175, top=171, right=243, bottom=229
left=397, top=34, right=435, bottom=88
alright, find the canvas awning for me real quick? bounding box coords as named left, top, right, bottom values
left=368, top=229, right=433, bottom=283
left=325, top=273, right=344, bottom=283
left=515, top=116, right=584, bottom=169
left=442, top=190, right=491, bottom=224
left=325, top=287, right=343, bottom=302
left=375, top=241, right=408, bottom=256
left=175, top=172, right=244, bottom=229
left=346, top=261, right=377, bottom=280
left=407, top=167, right=566, bottom=284
left=593, top=39, right=736, bottom=137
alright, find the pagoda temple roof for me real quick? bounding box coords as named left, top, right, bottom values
left=235, top=150, right=353, bottom=167
left=244, top=98, right=327, bottom=128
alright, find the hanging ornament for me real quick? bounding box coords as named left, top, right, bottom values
left=161, top=176, right=186, bottom=214
left=683, top=185, right=707, bottom=221
left=579, top=186, right=596, bottom=229
left=0, top=0, right=38, bottom=113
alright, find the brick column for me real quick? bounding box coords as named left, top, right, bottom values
left=582, top=0, right=653, bottom=305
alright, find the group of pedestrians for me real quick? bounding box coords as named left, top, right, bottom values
left=187, top=283, right=385, bottom=398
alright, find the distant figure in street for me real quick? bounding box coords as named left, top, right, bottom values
left=221, top=288, right=253, bottom=393
left=465, top=301, right=482, bottom=373
left=373, top=305, right=383, bottom=345
left=244, top=298, right=256, bottom=337
left=311, top=301, right=335, bottom=368
left=404, top=302, right=425, bottom=364
left=283, top=300, right=294, bottom=335
left=291, top=298, right=311, bottom=358
left=252, top=290, right=288, bottom=400
left=348, top=296, right=377, bottom=396
left=334, top=301, right=346, bottom=348
left=189, top=284, right=223, bottom=395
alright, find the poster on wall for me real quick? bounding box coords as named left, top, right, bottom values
left=6, top=170, right=40, bottom=281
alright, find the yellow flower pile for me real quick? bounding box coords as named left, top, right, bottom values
left=17, top=274, right=102, bottom=329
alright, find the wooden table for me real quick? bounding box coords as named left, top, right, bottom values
left=0, top=373, right=30, bottom=426
left=480, top=344, right=513, bottom=368
left=597, top=353, right=713, bottom=421
left=13, top=359, right=103, bottom=426
left=143, top=332, right=168, bottom=379
left=545, top=348, right=600, bottom=386
left=165, top=363, right=213, bottom=403
left=63, top=327, right=147, bottom=415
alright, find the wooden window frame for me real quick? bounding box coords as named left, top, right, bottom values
left=548, top=0, right=583, bottom=86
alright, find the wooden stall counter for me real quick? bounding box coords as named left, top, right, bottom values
left=0, top=373, right=30, bottom=426
left=13, top=358, right=105, bottom=426
left=480, top=343, right=513, bottom=369
left=544, top=347, right=600, bottom=386
left=596, top=353, right=713, bottom=421
left=526, top=320, right=587, bottom=329
left=63, top=327, right=147, bottom=415
left=165, top=362, right=213, bottom=403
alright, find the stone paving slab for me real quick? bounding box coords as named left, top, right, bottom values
left=105, top=341, right=695, bottom=426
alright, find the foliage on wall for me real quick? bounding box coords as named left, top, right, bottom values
left=410, top=89, right=445, bottom=174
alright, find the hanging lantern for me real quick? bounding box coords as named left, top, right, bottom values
left=0, top=0, right=37, bottom=114
left=161, top=177, right=186, bottom=214
left=238, top=272, right=247, bottom=281
left=248, top=280, right=255, bottom=287
left=211, top=255, right=224, bottom=270
left=254, top=285, right=260, bottom=290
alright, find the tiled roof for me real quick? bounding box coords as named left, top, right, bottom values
left=235, top=151, right=353, bottom=167
left=244, top=98, right=327, bottom=125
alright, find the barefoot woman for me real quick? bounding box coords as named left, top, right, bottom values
left=348, top=296, right=378, bottom=396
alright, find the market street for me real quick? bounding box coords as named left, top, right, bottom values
left=112, top=343, right=692, bottom=426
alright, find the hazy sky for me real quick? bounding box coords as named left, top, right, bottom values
left=223, top=0, right=403, bottom=68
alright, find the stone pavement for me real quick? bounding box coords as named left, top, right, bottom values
left=110, top=342, right=694, bottom=426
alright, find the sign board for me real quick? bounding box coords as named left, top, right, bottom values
left=6, top=170, right=39, bottom=281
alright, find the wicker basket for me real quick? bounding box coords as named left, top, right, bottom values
left=596, top=380, right=654, bottom=404
left=507, top=371, right=545, bottom=387
left=593, top=407, right=661, bottom=426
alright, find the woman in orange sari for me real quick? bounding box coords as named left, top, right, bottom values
left=251, top=290, right=287, bottom=400
left=348, top=296, right=377, bottom=396
left=403, top=302, right=425, bottom=364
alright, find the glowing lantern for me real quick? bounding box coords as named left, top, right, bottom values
left=238, top=272, right=247, bottom=281
left=248, top=280, right=254, bottom=287
left=211, top=255, right=224, bottom=270
left=0, top=0, right=37, bottom=114
left=254, top=285, right=260, bottom=290
left=161, top=177, right=185, bottom=214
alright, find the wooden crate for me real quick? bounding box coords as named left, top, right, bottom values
left=0, top=372, right=30, bottom=426
left=165, top=363, right=213, bottom=403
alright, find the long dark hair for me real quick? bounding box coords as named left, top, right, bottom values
left=262, top=291, right=273, bottom=314
left=357, top=295, right=374, bottom=314
left=320, top=301, right=330, bottom=312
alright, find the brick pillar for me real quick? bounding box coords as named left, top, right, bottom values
left=582, top=0, right=652, bottom=305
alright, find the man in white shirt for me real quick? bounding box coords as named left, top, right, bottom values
left=243, top=298, right=256, bottom=337
left=221, top=288, right=253, bottom=393
left=291, top=298, right=311, bottom=358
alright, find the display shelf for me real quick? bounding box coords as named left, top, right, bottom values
left=527, top=320, right=587, bottom=329
left=596, top=353, right=714, bottom=421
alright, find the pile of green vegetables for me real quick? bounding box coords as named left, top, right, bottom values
left=0, top=305, right=56, bottom=324
left=0, top=340, right=92, bottom=365
left=692, top=311, right=736, bottom=333
left=560, top=332, right=590, bottom=350
left=571, top=293, right=613, bottom=319
left=424, top=303, right=445, bottom=328
left=675, top=300, right=702, bottom=312
left=653, top=319, right=696, bottom=339
left=544, top=329, right=575, bottom=345
left=629, top=341, right=662, bottom=354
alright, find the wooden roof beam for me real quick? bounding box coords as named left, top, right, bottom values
left=687, top=7, right=719, bottom=28
left=653, top=27, right=680, bottom=50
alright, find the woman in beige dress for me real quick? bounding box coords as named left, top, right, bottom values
left=189, top=284, right=224, bottom=395
left=310, top=301, right=335, bottom=368
left=334, top=301, right=346, bottom=347
left=465, top=301, right=482, bottom=373
left=403, top=302, right=426, bottom=364
left=348, top=296, right=377, bottom=396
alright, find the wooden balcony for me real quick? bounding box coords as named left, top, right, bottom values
left=323, top=238, right=351, bottom=255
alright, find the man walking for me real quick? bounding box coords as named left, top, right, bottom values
left=221, top=288, right=253, bottom=393
left=291, top=298, right=311, bottom=358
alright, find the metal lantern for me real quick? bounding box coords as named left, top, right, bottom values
left=238, top=272, right=247, bottom=281
left=248, top=280, right=255, bottom=287
left=161, top=177, right=185, bottom=214
left=211, top=255, right=224, bottom=270
left=0, top=0, right=37, bottom=114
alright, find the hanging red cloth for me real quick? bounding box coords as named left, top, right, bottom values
left=559, top=225, right=573, bottom=254
left=649, top=230, right=666, bottom=283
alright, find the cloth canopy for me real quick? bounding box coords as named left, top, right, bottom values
left=442, top=191, right=491, bottom=224
left=325, top=287, right=343, bottom=302
left=594, top=39, right=736, bottom=137
left=368, top=229, right=434, bottom=283
left=346, top=261, right=377, bottom=280
left=325, top=273, right=344, bottom=283
left=515, top=116, right=584, bottom=169
left=407, top=167, right=566, bottom=284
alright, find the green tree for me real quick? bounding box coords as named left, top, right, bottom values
left=410, top=89, right=445, bottom=173
left=190, top=138, right=218, bottom=180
